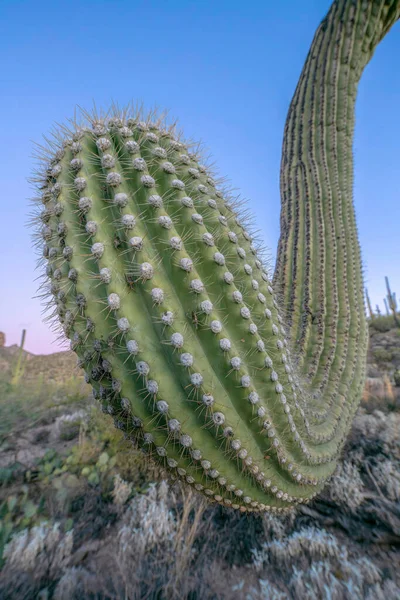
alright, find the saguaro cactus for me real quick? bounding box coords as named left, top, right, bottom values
left=365, top=289, right=374, bottom=320
left=32, top=0, right=400, bottom=512
left=384, top=297, right=390, bottom=316
left=385, top=276, right=399, bottom=327
left=11, top=329, right=27, bottom=387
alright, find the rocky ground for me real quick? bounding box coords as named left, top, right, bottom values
left=0, top=319, right=399, bottom=599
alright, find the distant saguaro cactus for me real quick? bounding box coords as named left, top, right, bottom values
left=11, top=329, right=27, bottom=387
left=384, top=297, right=390, bottom=315
left=32, top=0, right=400, bottom=511
left=365, top=289, right=374, bottom=320
left=385, top=276, right=399, bottom=327
left=0, top=332, right=5, bottom=348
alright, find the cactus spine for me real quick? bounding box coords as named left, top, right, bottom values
left=32, top=0, right=400, bottom=512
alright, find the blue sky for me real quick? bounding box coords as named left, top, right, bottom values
left=0, top=0, right=399, bottom=354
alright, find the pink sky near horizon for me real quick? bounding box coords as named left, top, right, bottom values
left=3, top=261, right=398, bottom=356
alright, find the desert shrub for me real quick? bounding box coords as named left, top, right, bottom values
left=0, top=522, right=73, bottom=599
left=245, top=579, right=288, bottom=600
left=53, top=567, right=98, bottom=600
left=2, top=521, right=72, bottom=573
left=34, top=448, right=65, bottom=483
left=289, top=560, right=363, bottom=600
left=0, top=486, right=43, bottom=567
left=374, top=412, right=400, bottom=460
left=0, top=378, right=89, bottom=442
left=260, top=511, right=295, bottom=541
left=325, top=461, right=365, bottom=511
left=365, top=579, right=400, bottom=600
left=56, top=407, right=154, bottom=499
left=117, top=481, right=177, bottom=556
left=55, top=410, right=88, bottom=441
left=371, top=460, right=400, bottom=501
left=252, top=526, right=342, bottom=571
left=48, top=473, right=86, bottom=515
left=369, top=315, right=396, bottom=333
left=373, top=347, right=393, bottom=364
left=350, top=410, right=400, bottom=460
left=51, top=480, right=211, bottom=600
left=112, top=480, right=209, bottom=598
left=111, top=474, right=133, bottom=507
left=249, top=526, right=389, bottom=600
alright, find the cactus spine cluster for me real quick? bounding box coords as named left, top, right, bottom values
left=32, top=0, right=400, bottom=512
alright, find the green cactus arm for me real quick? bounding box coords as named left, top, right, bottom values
left=275, top=0, right=400, bottom=392
left=31, top=0, right=400, bottom=512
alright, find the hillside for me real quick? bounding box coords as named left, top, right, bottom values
left=1, top=319, right=399, bottom=402
left=0, top=345, right=82, bottom=386
left=364, top=322, right=400, bottom=405
left=0, top=322, right=399, bottom=599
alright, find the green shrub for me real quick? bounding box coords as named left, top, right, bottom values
left=372, top=348, right=393, bottom=364
left=369, top=315, right=397, bottom=333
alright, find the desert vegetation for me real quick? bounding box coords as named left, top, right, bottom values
left=1, top=0, right=399, bottom=596
left=0, top=319, right=399, bottom=599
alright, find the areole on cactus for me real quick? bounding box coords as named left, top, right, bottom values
left=32, top=0, right=400, bottom=512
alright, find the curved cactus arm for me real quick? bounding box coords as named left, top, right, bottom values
left=275, top=0, right=399, bottom=389
left=31, top=0, right=400, bottom=512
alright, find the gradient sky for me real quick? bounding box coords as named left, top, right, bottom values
left=0, top=0, right=399, bottom=355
